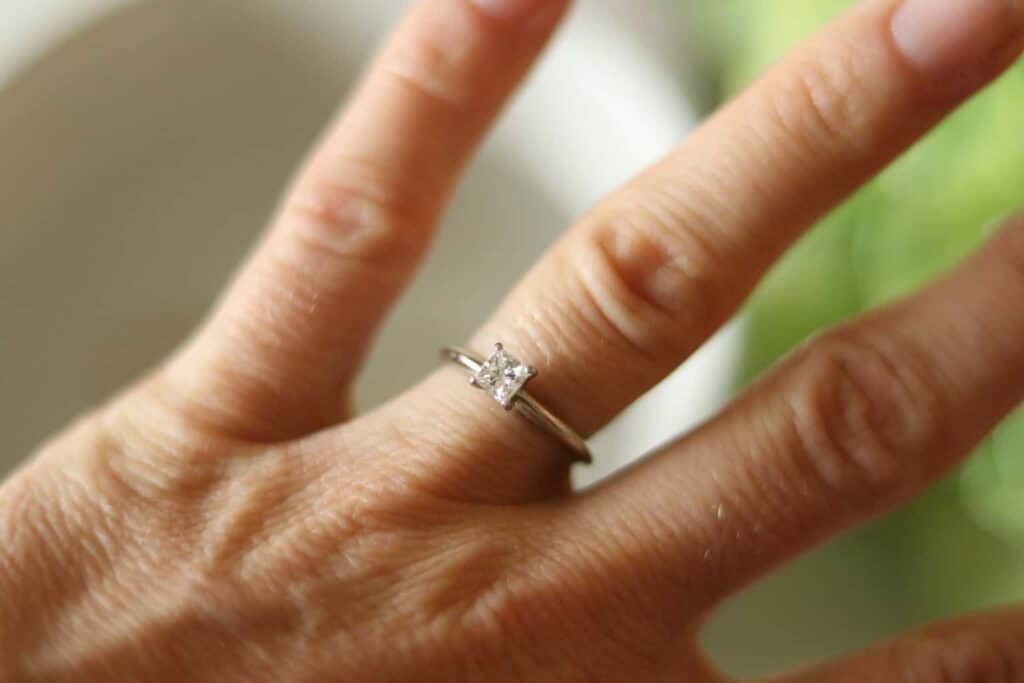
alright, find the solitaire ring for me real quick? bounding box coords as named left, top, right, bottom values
left=441, top=343, right=592, bottom=464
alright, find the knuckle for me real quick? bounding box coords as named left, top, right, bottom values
left=460, top=523, right=666, bottom=682
left=385, top=23, right=474, bottom=111
left=283, top=160, right=430, bottom=272
left=87, top=392, right=231, bottom=508
left=783, top=330, right=941, bottom=505
left=573, top=202, right=725, bottom=356
left=431, top=531, right=525, bottom=627
left=901, top=629, right=1023, bottom=683
left=767, top=44, right=879, bottom=160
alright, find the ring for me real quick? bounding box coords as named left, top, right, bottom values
left=441, top=343, right=592, bottom=464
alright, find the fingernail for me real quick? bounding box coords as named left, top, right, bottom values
left=892, top=0, right=1022, bottom=75
left=471, top=0, right=544, bottom=20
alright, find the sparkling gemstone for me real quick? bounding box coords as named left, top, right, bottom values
left=472, top=344, right=534, bottom=409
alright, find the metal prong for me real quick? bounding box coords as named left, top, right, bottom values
left=439, top=344, right=591, bottom=464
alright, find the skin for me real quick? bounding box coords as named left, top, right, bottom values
left=3, top=0, right=1024, bottom=680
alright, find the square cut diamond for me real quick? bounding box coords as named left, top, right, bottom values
left=472, top=344, right=534, bottom=409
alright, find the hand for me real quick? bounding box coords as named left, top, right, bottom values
left=4, top=0, right=1024, bottom=680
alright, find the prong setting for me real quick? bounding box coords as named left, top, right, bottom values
left=440, top=344, right=592, bottom=464
left=469, top=342, right=535, bottom=408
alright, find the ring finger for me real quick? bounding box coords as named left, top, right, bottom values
left=397, top=0, right=1024, bottom=494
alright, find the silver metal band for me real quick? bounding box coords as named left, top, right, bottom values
left=442, top=346, right=592, bottom=464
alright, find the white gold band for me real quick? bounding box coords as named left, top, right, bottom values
left=442, top=344, right=592, bottom=465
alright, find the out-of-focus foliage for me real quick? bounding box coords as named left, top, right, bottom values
left=696, top=0, right=1024, bottom=614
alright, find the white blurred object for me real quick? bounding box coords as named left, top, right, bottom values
left=0, top=0, right=740, bottom=482
left=0, top=0, right=137, bottom=87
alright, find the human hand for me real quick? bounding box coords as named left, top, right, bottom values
left=4, top=0, right=1024, bottom=680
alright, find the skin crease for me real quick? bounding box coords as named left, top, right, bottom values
left=4, top=0, right=1024, bottom=681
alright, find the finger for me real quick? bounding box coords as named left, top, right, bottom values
left=580, top=217, right=1024, bottom=609
left=159, top=0, right=568, bottom=440
left=778, top=609, right=1024, bottom=682
left=410, top=0, right=1024, bottom=471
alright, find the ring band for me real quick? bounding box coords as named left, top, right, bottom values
left=441, top=343, right=592, bottom=464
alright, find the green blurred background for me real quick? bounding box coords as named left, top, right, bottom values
left=692, top=1, right=1024, bottom=677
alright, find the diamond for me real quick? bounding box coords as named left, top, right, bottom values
left=471, top=343, right=536, bottom=409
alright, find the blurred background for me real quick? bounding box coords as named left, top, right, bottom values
left=1, top=0, right=1022, bottom=678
